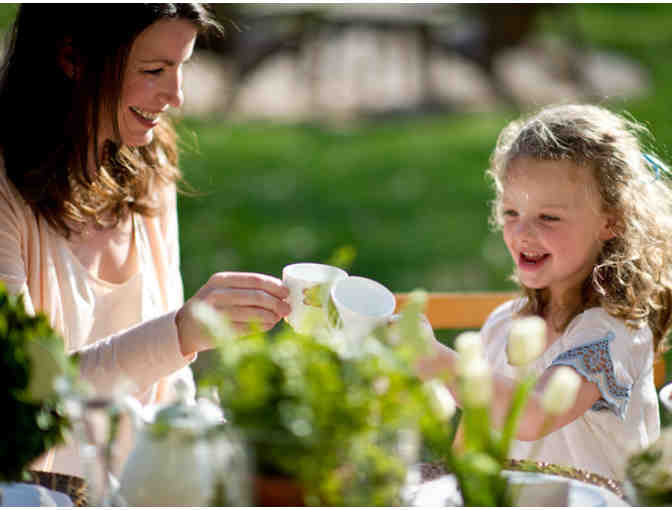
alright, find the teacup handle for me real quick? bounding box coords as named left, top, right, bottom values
left=326, top=294, right=343, bottom=333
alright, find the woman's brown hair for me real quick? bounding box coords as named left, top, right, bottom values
left=0, top=3, right=221, bottom=236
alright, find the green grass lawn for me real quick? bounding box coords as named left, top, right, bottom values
left=173, top=4, right=672, bottom=389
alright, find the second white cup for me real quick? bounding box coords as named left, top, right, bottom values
left=330, top=276, right=396, bottom=341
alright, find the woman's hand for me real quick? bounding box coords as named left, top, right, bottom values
left=176, top=272, right=290, bottom=356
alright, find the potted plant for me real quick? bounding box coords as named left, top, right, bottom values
left=624, top=427, right=672, bottom=505
left=0, top=281, right=80, bottom=499
left=197, top=291, right=453, bottom=506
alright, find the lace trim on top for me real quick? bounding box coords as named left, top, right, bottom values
left=550, top=332, right=631, bottom=421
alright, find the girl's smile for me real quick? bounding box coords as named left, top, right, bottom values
left=518, top=251, right=550, bottom=271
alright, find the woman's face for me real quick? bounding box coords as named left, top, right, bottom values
left=101, top=18, right=197, bottom=150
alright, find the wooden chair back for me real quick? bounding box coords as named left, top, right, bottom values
left=394, top=291, right=666, bottom=389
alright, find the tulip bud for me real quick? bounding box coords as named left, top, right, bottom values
left=455, top=331, right=483, bottom=362
left=541, top=366, right=581, bottom=415
left=507, top=316, right=546, bottom=366
left=425, top=379, right=456, bottom=421
left=459, top=356, right=492, bottom=407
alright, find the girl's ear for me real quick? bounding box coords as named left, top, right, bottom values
left=57, top=37, right=77, bottom=79
left=599, top=215, right=620, bottom=242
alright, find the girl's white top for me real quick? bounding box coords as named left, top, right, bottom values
left=0, top=161, right=195, bottom=477
left=482, top=299, right=660, bottom=481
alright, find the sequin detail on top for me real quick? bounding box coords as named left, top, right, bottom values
left=550, top=332, right=631, bottom=420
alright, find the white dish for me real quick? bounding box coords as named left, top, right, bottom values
left=660, top=381, right=672, bottom=414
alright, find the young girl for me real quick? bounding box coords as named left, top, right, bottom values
left=420, top=104, right=672, bottom=481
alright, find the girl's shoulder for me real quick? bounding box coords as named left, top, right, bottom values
left=551, top=307, right=655, bottom=421
left=559, top=307, right=654, bottom=375
left=564, top=307, right=652, bottom=349
left=480, top=297, right=526, bottom=347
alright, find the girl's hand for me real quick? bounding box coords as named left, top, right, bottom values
left=176, top=272, right=290, bottom=355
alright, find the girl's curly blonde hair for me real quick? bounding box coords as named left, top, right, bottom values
left=487, top=104, right=672, bottom=354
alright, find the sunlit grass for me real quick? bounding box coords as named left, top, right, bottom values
left=176, top=112, right=515, bottom=300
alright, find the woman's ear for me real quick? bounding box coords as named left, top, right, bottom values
left=57, top=37, right=76, bottom=79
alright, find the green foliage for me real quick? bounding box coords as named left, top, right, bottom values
left=198, top=292, right=453, bottom=505
left=0, top=282, right=78, bottom=481
left=440, top=338, right=539, bottom=506
left=0, top=4, right=18, bottom=31
left=451, top=451, right=510, bottom=507
left=624, top=428, right=672, bottom=505
left=442, top=399, right=516, bottom=506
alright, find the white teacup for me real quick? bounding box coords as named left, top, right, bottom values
left=282, top=263, right=348, bottom=335
left=330, top=276, right=396, bottom=341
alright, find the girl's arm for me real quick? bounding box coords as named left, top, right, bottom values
left=416, top=338, right=602, bottom=441
left=491, top=363, right=601, bottom=441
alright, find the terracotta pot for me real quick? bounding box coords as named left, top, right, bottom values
left=254, top=475, right=305, bottom=506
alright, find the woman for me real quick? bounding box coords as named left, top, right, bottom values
left=0, top=4, right=289, bottom=475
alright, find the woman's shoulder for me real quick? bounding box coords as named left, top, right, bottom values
left=0, top=153, right=30, bottom=215
left=0, top=152, right=12, bottom=192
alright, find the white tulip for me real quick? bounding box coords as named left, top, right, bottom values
left=459, top=356, right=492, bottom=407
left=424, top=379, right=456, bottom=421
left=455, top=331, right=483, bottom=362
left=541, top=366, right=582, bottom=415
left=507, top=316, right=547, bottom=366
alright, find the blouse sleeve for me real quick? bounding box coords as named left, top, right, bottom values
left=76, top=311, right=191, bottom=399
left=549, top=309, right=652, bottom=421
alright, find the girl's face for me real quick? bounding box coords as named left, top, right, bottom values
left=500, top=157, right=614, bottom=304
left=100, top=18, right=197, bottom=151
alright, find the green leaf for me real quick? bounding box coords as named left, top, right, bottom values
left=461, top=403, right=491, bottom=453
left=22, top=338, right=66, bottom=402
left=498, top=374, right=536, bottom=463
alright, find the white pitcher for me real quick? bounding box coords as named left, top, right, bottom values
left=117, top=391, right=249, bottom=506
